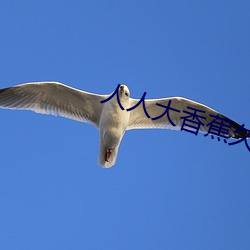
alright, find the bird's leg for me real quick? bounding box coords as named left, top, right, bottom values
left=105, top=149, right=112, bottom=162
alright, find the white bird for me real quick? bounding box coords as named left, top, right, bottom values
left=0, top=82, right=248, bottom=168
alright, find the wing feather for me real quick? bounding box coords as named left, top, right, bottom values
left=0, top=82, right=107, bottom=127
left=128, top=97, right=248, bottom=139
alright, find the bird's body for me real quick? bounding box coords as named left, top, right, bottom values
left=98, top=91, right=130, bottom=167
left=0, top=82, right=248, bottom=168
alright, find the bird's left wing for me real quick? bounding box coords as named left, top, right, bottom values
left=127, top=97, right=248, bottom=138
left=0, top=82, right=107, bottom=127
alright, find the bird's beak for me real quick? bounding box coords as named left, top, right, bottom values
left=120, top=85, right=124, bottom=92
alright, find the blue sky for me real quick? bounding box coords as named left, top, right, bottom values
left=0, top=1, right=249, bottom=249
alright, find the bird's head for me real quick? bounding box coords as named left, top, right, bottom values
left=119, top=84, right=130, bottom=99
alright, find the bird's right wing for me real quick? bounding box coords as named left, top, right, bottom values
left=0, top=82, right=107, bottom=127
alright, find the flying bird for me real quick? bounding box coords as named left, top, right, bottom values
left=0, top=82, right=248, bottom=168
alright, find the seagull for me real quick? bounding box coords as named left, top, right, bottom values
left=0, top=82, right=248, bottom=168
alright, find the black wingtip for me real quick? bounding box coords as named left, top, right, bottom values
left=221, top=115, right=249, bottom=139
left=0, top=88, right=9, bottom=94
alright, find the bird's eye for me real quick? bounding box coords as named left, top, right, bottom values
left=125, top=92, right=129, bottom=97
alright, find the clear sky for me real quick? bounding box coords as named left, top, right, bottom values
left=0, top=1, right=249, bottom=249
